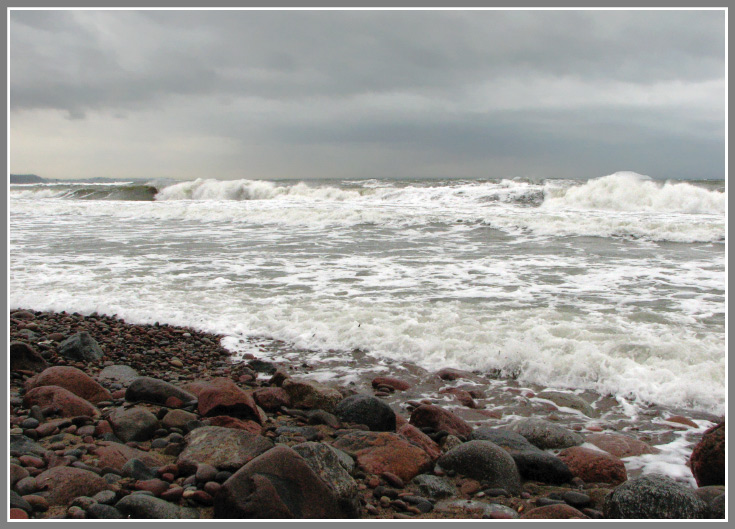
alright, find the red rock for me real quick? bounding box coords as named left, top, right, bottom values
left=9, top=508, right=28, bottom=519
left=586, top=425, right=603, bottom=432
left=409, top=404, right=472, bottom=438
left=666, top=416, right=698, bottom=428
left=165, top=396, right=184, bottom=408
left=459, top=479, right=481, bottom=495
left=23, top=494, right=49, bottom=512
left=521, top=504, right=589, bottom=519
left=95, top=420, right=113, bottom=436
left=157, top=464, right=179, bottom=478
left=160, top=487, right=184, bottom=502
left=88, top=441, right=165, bottom=471
left=23, top=386, right=99, bottom=418
left=195, top=378, right=261, bottom=423
left=282, top=379, right=343, bottom=413
left=35, top=466, right=109, bottom=506
left=381, top=471, right=404, bottom=488
left=690, top=421, right=725, bottom=486
left=332, top=431, right=432, bottom=482
left=558, top=446, right=627, bottom=485
left=397, top=423, right=441, bottom=460
left=205, top=416, right=262, bottom=435
left=371, top=377, right=411, bottom=391
left=435, top=368, right=473, bottom=381
left=25, top=366, right=112, bottom=404
left=439, top=387, right=478, bottom=408
left=475, top=409, right=502, bottom=419
left=112, top=389, right=126, bottom=399
left=253, top=387, right=291, bottom=411
left=19, top=455, right=45, bottom=468
left=135, top=479, right=169, bottom=496
left=10, top=341, right=48, bottom=372
left=586, top=433, right=657, bottom=458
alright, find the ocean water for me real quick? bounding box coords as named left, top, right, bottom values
left=9, top=171, right=726, bottom=416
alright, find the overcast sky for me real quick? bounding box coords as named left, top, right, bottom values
left=9, top=9, right=726, bottom=181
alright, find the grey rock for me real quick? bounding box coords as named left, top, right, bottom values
left=503, top=418, right=584, bottom=449
left=512, top=450, right=573, bottom=484
left=58, top=332, right=104, bottom=362
left=86, top=504, right=123, bottom=519
left=604, top=474, right=708, bottom=519
left=10, top=434, right=49, bottom=457
left=125, top=377, right=195, bottom=406
left=536, top=391, right=597, bottom=417
left=335, top=394, right=396, bottom=432
left=434, top=499, right=519, bottom=518
left=92, top=490, right=118, bottom=505
left=115, top=494, right=199, bottom=519
left=15, top=476, right=38, bottom=496
left=177, top=426, right=273, bottom=471
left=438, top=440, right=521, bottom=494
left=708, top=494, right=725, bottom=519
left=10, top=491, right=32, bottom=513
left=121, top=459, right=156, bottom=481
left=292, top=442, right=360, bottom=516
left=96, top=365, right=139, bottom=387
left=412, top=474, right=458, bottom=499
left=472, top=427, right=536, bottom=450
left=108, top=407, right=160, bottom=443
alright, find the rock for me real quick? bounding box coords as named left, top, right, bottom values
left=196, top=378, right=261, bottom=423
left=12, top=310, right=36, bottom=320
left=96, top=365, right=139, bottom=387
left=10, top=434, right=49, bottom=458
left=10, top=491, right=33, bottom=514
left=437, top=440, right=521, bottom=495
left=9, top=508, right=28, bottom=519
left=371, top=377, right=411, bottom=391
left=435, top=368, right=472, bottom=381
left=25, top=366, right=112, bottom=404
left=665, top=415, right=699, bottom=428
left=161, top=409, right=198, bottom=430
left=292, top=442, right=361, bottom=517
left=92, top=490, right=118, bottom=505
left=521, top=504, right=589, bottom=519
left=15, top=476, right=38, bottom=496
left=35, top=467, right=109, bottom=506
left=214, top=446, right=349, bottom=518
left=586, top=433, right=657, bottom=458
left=253, top=387, right=291, bottom=411
left=86, top=504, right=123, bottom=519
left=177, top=426, right=273, bottom=472
left=439, top=387, right=478, bottom=408
left=504, top=418, right=583, bottom=449
left=125, top=377, right=196, bottom=406
left=707, top=494, right=725, bottom=519
left=604, top=474, right=708, bottom=519
left=108, top=407, right=160, bottom=443
left=332, top=431, right=432, bottom=482
left=472, top=427, right=536, bottom=450
left=10, top=341, right=48, bottom=372
left=558, top=446, right=626, bottom=485
left=335, top=394, right=396, bottom=432
left=115, top=494, right=199, bottom=519
left=282, top=379, right=343, bottom=413
left=305, top=409, right=342, bottom=429
left=23, top=494, right=49, bottom=513
left=397, top=423, right=442, bottom=460
left=122, top=459, right=157, bottom=480
left=690, top=421, right=725, bottom=487
left=536, top=391, right=597, bottom=417
left=409, top=404, right=473, bottom=438
left=512, top=450, right=573, bottom=485
left=88, top=442, right=164, bottom=472
left=135, top=478, right=169, bottom=496
left=11, top=463, right=30, bottom=487
left=434, top=499, right=518, bottom=518
left=58, top=332, right=104, bottom=362
left=23, top=386, right=99, bottom=418
left=205, top=416, right=262, bottom=434
left=412, top=474, right=458, bottom=499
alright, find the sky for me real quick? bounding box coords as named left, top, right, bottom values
left=9, top=9, right=727, bottom=181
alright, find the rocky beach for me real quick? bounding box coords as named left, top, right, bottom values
left=9, top=308, right=725, bottom=520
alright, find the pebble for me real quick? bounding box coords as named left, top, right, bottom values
left=92, top=490, right=117, bottom=505
left=21, top=418, right=40, bottom=429
left=381, top=472, right=404, bottom=489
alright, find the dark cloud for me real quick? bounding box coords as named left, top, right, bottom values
left=9, top=9, right=726, bottom=180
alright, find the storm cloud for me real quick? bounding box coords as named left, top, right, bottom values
left=9, top=9, right=726, bottom=180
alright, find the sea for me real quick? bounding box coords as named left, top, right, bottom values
left=9, top=171, right=726, bottom=421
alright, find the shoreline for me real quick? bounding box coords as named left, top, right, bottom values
left=9, top=308, right=725, bottom=519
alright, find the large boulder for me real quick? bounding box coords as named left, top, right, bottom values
left=503, top=418, right=583, bottom=449
left=214, top=446, right=349, bottom=518
left=332, top=431, right=432, bottom=482
left=409, top=404, right=473, bottom=438
left=88, top=442, right=165, bottom=471
left=116, top=494, right=199, bottom=519
left=282, top=379, right=343, bottom=413
left=177, top=426, right=273, bottom=471
left=35, top=467, right=109, bottom=506
left=253, top=387, right=291, bottom=411
left=604, top=474, right=707, bottom=519
left=108, top=407, right=160, bottom=443
left=125, top=377, right=196, bottom=406
left=397, top=423, right=442, bottom=460
left=25, top=366, right=112, bottom=404
left=586, top=433, right=658, bottom=458
left=10, top=342, right=48, bottom=372
left=23, top=386, right=99, bottom=418
left=195, top=378, right=261, bottom=422
left=437, top=440, right=521, bottom=495
left=689, top=421, right=725, bottom=487
left=292, top=442, right=361, bottom=517
left=335, top=394, right=396, bottom=432
left=558, top=446, right=627, bottom=485
left=57, top=332, right=104, bottom=362
left=471, top=426, right=572, bottom=484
